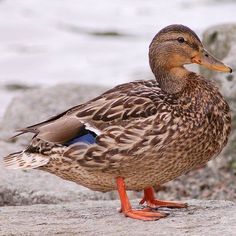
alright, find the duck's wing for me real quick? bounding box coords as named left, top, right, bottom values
left=14, top=80, right=161, bottom=144
left=4, top=80, right=165, bottom=170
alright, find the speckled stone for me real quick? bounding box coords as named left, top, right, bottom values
left=0, top=200, right=235, bottom=236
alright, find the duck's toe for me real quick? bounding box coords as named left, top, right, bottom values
left=142, top=199, right=188, bottom=209
left=140, top=187, right=188, bottom=209
left=124, top=209, right=167, bottom=221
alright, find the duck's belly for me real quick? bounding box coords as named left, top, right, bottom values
left=39, top=153, right=209, bottom=192
left=40, top=137, right=224, bottom=192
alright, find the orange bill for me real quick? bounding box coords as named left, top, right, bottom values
left=191, top=48, right=232, bottom=73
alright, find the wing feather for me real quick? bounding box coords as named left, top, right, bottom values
left=12, top=80, right=161, bottom=144
left=3, top=151, right=50, bottom=169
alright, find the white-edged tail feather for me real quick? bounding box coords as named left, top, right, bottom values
left=3, top=151, right=49, bottom=170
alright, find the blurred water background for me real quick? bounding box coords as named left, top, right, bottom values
left=0, top=0, right=236, bottom=117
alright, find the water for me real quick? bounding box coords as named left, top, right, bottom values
left=0, top=0, right=236, bottom=115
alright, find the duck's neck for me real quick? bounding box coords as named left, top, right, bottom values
left=153, top=66, right=189, bottom=94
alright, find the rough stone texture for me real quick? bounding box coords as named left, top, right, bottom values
left=0, top=83, right=107, bottom=141
left=0, top=200, right=236, bottom=236
left=201, top=24, right=236, bottom=99
left=200, top=24, right=236, bottom=170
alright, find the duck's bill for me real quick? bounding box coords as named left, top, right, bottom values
left=191, top=49, right=232, bottom=73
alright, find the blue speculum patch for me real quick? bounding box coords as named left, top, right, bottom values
left=65, top=133, right=96, bottom=146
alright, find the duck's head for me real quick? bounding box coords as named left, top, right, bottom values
left=149, top=24, right=232, bottom=76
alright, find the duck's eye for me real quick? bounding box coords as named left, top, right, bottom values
left=177, top=37, right=185, bottom=43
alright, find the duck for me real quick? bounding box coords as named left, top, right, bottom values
left=3, top=24, right=232, bottom=221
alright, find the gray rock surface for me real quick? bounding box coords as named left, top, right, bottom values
left=0, top=200, right=236, bottom=236
left=200, top=24, right=236, bottom=170
left=201, top=24, right=236, bottom=100
left=0, top=83, right=107, bottom=140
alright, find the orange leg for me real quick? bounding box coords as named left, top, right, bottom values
left=139, top=187, right=188, bottom=209
left=116, top=177, right=168, bottom=221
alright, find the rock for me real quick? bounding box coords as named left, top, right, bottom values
left=200, top=24, right=236, bottom=170
left=0, top=83, right=107, bottom=141
left=200, top=24, right=236, bottom=100
left=0, top=200, right=235, bottom=236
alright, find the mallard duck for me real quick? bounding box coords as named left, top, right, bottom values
left=3, top=24, right=232, bottom=221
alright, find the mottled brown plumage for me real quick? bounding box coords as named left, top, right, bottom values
left=3, top=24, right=232, bottom=221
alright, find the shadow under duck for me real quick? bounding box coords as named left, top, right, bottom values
left=4, top=24, right=232, bottom=221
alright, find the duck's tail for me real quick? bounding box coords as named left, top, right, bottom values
left=3, top=151, right=49, bottom=170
